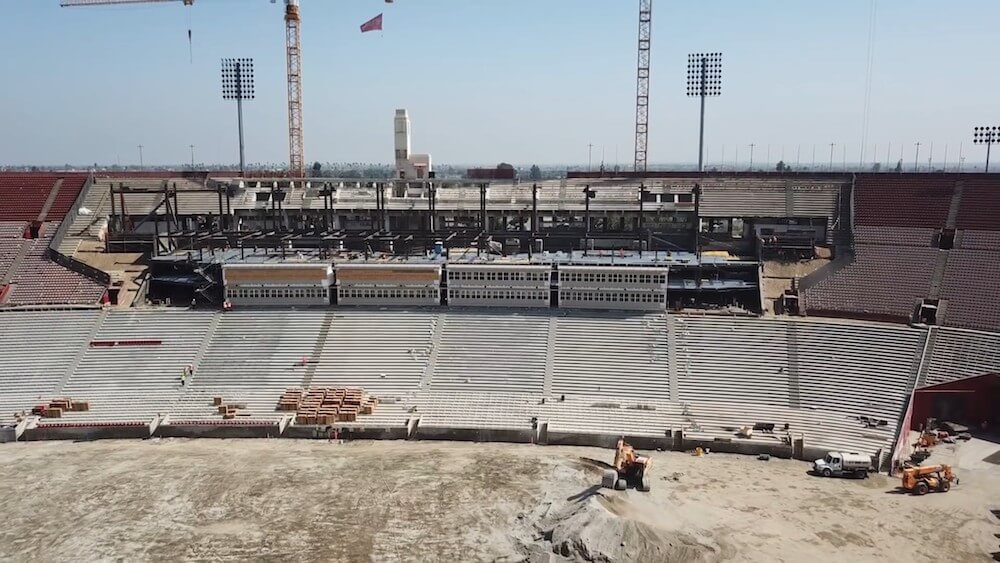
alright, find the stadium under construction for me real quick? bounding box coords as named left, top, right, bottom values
left=0, top=169, right=998, bottom=478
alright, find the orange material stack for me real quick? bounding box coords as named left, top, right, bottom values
left=278, top=387, right=379, bottom=425
left=32, top=398, right=91, bottom=418
left=277, top=388, right=303, bottom=411
left=211, top=398, right=249, bottom=419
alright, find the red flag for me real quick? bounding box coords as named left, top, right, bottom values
left=360, top=14, right=383, bottom=33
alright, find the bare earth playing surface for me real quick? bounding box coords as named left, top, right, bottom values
left=1, top=439, right=998, bottom=562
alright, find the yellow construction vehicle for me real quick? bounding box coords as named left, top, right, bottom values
left=901, top=464, right=955, bottom=495
left=602, top=438, right=652, bottom=492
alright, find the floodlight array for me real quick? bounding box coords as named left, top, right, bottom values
left=221, top=58, right=255, bottom=100
left=686, top=52, right=722, bottom=97
left=973, top=126, right=998, bottom=144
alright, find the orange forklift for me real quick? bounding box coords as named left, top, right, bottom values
left=901, top=464, right=955, bottom=495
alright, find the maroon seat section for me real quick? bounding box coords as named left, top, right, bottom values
left=854, top=176, right=954, bottom=228
left=956, top=177, right=1000, bottom=230
left=0, top=172, right=89, bottom=222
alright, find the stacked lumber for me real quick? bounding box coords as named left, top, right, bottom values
left=278, top=387, right=379, bottom=425
left=32, top=398, right=90, bottom=418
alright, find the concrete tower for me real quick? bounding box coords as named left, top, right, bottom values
left=393, top=108, right=431, bottom=179
left=394, top=109, right=411, bottom=169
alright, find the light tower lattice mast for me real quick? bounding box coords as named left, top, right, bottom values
left=633, top=0, right=652, bottom=172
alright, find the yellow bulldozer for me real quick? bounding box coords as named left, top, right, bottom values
left=602, top=438, right=652, bottom=492
left=901, top=464, right=955, bottom=495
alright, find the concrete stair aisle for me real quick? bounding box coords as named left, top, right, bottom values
left=37, top=179, right=63, bottom=223
left=0, top=237, right=31, bottom=286
left=914, top=326, right=938, bottom=389
left=542, top=316, right=557, bottom=396
left=54, top=308, right=109, bottom=395
left=169, top=312, right=223, bottom=410
left=418, top=313, right=444, bottom=390
left=945, top=180, right=964, bottom=229
left=786, top=322, right=802, bottom=408
left=301, top=310, right=336, bottom=389
left=57, top=182, right=109, bottom=257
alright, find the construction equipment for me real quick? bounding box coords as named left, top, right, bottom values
left=602, top=438, right=652, bottom=492
left=60, top=0, right=307, bottom=177
left=813, top=451, right=873, bottom=478
left=901, top=464, right=955, bottom=496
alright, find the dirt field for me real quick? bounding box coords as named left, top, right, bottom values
left=1, top=439, right=998, bottom=562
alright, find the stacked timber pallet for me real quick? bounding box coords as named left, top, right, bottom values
left=277, top=387, right=379, bottom=425
left=31, top=398, right=90, bottom=419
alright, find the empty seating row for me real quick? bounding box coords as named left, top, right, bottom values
left=959, top=230, right=1000, bottom=251
left=853, top=226, right=935, bottom=247
left=57, top=310, right=215, bottom=422
left=310, top=309, right=437, bottom=394
left=802, top=245, right=939, bottom=321
left=0, top=307, right=989, bottom=459
left=955, top=177, right=1000, bottom=230
left=792, top=321, right=924, bottom=422
left=940, top=249, right=1000, bottom=332
left=854, top=177, right=954, bottom=228
left=174, top=310, right=325, bottom=420
left=673, top=316, right=791, bottom=404
left=551, top=312, right=670, bottom=399
left=431, top=310, right=548, bottom=393
left=3, top=222, right=106, bottom=306
left=920, top=327, right=1000, bottom=387
left=674, top=316, right=922, bottom=423
left=0, top=173, right=89, bottom=222
left=0, top=310, right=103, bottom=423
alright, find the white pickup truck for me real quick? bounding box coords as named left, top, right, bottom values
left=813, top=452, right=873, bottom=478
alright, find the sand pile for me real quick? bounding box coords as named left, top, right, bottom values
left=514, top=471, right=723, bottom=562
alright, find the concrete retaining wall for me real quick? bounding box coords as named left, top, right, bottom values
left=682, top=436, right=794, bottom=459
left=413, top=426, right=535, bottom=444
left=22, top=424, right=150, bottom=441
left=0, top=427, right=16, bottom=443
left=283, top=424, right=408, bottom=441
left=544, top=431, right=673, bottom=451
left=157, top=424, right=281, bottom=439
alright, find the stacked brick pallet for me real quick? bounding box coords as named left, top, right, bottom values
left=212, top=397, right=250, bottom=420
left=31, top=398, right=90, bottom=419
left=278, top=387, right=379, bottom=425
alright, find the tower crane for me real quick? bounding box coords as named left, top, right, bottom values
left=60, top=0, right=307, bottom=177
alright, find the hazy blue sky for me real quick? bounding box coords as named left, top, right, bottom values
left=1, top=0, right=997, bottom=167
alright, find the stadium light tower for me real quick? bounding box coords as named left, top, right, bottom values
left=222, top=57, right=255, bottom=177
left=687, top=52, right=722, bottom=172
left=973, top=126, right=999, bottom=173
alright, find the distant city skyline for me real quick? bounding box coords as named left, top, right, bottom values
left=1, top=1, right=998, bottom=168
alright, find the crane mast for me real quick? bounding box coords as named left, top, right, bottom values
left=633, top=0, right=652, bottom=173
left=61, top=0, right=306, bottom=177
left=285, top=0, right=305, bottom=178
